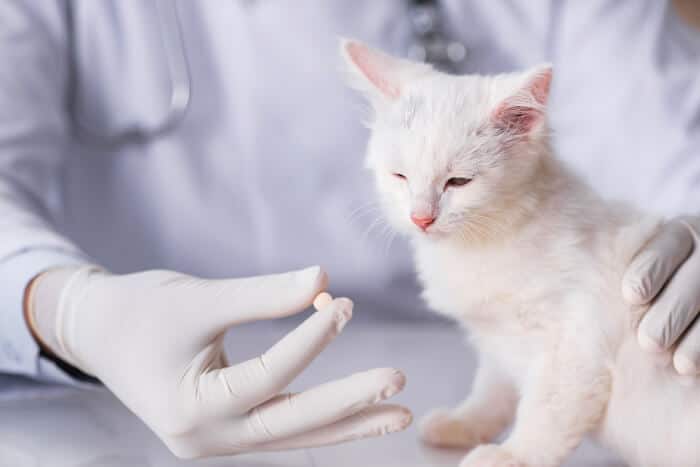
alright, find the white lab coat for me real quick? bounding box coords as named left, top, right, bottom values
left=0, top=0, right=698, bottom=384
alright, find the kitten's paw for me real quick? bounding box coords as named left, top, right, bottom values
left=459, top=444, right=526, bottom=467
left=419, top=408, right=479, bottom=449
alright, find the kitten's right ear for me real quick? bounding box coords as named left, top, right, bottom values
left=340, top=39, right=431, bottom=103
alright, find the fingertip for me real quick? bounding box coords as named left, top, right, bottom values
left=621, top=275, right=650, bottom=305
left=358, top=405, right=414, bottom=437
left=321, top=296, right=353, bottom=321
left=290, top=266, right=328, bottom=311
left=376, top=368, right=406, bottom=399
left=392, top=369, right=407, bottom=393
left=376, top=405, right=413, bottom=435
left=637, top=327, right=664, bottom=353
left=335, top=297, right=354, bottom=319
left=401, top=407, right=414, bottom=426
left=297, top=265, right=327, bottom=291
left=673, top=353, right=699, bottom=376
left=393, top=406, right=413, bottom=432
left=318, top=268, right=329, bottom=292
left=321, top=297, right=353, bottom=333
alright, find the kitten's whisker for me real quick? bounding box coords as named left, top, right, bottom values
left=384, top=232, right=398, bottom=257
left=360, top=215, right=390, bottom=245
left=346, top=202, right=383, bottom=224
left=348, top=205, right=381, bottom=218
left=361, top=216, right=383, bottom=238
left=349, top=200, right=381, bottom=212
left=381, top=226, right=398, bottom=257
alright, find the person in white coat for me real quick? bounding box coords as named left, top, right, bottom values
left=0, top=0, right=699, bottom=458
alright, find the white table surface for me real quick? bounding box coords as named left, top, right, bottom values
left=0, top=321, right=627, bottom=467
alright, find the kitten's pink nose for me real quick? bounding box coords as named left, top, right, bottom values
left=411, top=215, right=435, bottom=231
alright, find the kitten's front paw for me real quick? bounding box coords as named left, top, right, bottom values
left=459, top=444, right=526, bottom=467
left=419, top=408, right=479, bottom=449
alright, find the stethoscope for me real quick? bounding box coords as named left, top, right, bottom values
left=405, top=0, right=468, bottom=72
left=71, top=0, right=466, bottom=145
left=70, top=0, right=191, bottom=146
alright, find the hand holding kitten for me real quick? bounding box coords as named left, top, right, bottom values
left=623, top=216, right=700, bottom=375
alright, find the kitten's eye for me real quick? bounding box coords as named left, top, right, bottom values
left=445, top=177, right=472, bottom=189
left=393, top=173, right=407, bottom=180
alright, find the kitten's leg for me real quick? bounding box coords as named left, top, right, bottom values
left=459, top=337, right=611, bottom=467
left=420, top=360, right=517, bottom=449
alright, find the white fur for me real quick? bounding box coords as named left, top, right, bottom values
left=342, top=40, right=699, bottom=467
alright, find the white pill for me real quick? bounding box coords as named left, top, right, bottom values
left=313, top=292, right=333, bottom=311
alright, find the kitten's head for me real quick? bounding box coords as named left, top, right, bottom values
left=341, top=39, right=553, bottom=244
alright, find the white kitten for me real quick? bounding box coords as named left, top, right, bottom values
left=341, top=39, right=700, bottom=467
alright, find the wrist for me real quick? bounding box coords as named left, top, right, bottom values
left=26, top=265, right=105, bottom=384
left=23, top=272, right=53, bottom=365
left=25, top=266, right=109, bottom=383
left=24, top=266, right=88, bottom=369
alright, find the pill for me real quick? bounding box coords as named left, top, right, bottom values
left=313, top=292, right=333, bottom=311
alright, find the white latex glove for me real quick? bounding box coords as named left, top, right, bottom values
left=622, top=216, right=700, bottom=375
left=26, top=266, right=411, bottom=458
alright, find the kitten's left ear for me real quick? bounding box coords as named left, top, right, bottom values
left=340, top=38, right=432, bottom=103
left=491, top=65, right=553, bottom=136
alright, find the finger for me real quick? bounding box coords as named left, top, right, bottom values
left=204, top=265, right=328, bottom=331
left=253, top=404, right=412, bottom=451
left=196, top=298, right=352, bottom=416
left=672, top=218, right=700, bottom=375
left=638, top=249, right=700, bottom=352
left=236, top=367, right=406, bottom=443
left=673, top=317, right=700, bottom=376
left=622, top=221, right=693, bottom=305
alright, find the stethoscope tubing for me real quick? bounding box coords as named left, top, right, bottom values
left=70, top=0, right=464, bottom=146
left=70, top=0, right=191, bottom=146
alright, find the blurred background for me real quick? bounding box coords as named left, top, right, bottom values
left=0, top=1, right=698, bottom=466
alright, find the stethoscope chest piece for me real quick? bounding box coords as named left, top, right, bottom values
left=406, top=0, right=467, bottom=73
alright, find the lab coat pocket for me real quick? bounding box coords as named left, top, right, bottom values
left=69, top=1, right=179, bottom=146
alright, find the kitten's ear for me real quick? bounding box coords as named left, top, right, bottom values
left=340, top=38, right=431, bottom=102
left=491, top=65, right=552, bottom=136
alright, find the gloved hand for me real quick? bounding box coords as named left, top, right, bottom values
left=25, top=265, right=411, bottom=458
left=622, top=216, right=700, bottom=376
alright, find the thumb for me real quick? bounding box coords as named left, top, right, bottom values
left=200, top=266, right=328, bottom=332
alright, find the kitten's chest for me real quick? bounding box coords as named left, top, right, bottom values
left=415, top=241, right=547, bottom=325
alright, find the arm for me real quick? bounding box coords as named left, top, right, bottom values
left=0, top=0, right=91, bottom=382
left=1, top=4, right=412, bottom=456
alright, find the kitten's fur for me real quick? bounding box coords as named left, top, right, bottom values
left=342, top=39, right=700, bottom=467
